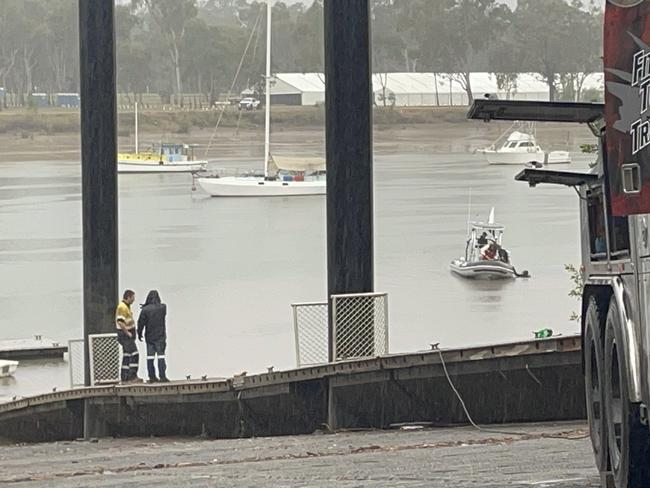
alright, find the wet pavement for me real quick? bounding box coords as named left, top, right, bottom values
left=0, top=421, right=600, bottom=487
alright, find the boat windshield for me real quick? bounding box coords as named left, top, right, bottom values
left=466, top=225, right=506, bottom=261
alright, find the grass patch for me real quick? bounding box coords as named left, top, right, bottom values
left=0, top=105, right=471, bottom=134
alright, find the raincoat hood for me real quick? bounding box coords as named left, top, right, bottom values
left=142, top=290, right=161, bottom=307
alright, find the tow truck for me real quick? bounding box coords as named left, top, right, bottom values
left=467, top=2, right=650, bottom=486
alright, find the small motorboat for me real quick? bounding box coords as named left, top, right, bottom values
left=450, top=208, right=528, bottom=280
left=0, top=359, right=19, bottom=378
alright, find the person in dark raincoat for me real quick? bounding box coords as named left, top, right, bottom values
left=137, top=290, right=169, bottom=383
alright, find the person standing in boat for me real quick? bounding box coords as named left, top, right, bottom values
left=115, top=290, right=142, bottom=383
left=480, top=241, right=498, bottom=260
left=137, top=290, right=169, bottom=383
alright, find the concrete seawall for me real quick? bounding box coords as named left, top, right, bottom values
left=0, top=335, right=584, bottom=443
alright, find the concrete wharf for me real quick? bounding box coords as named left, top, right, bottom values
left=0, top=335, right=585, bottom=444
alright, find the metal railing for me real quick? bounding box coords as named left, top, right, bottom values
left=332, top=292, right=388, bottom=361
left=68, top=339, right=85, bottom=388
left=88, top=333, right=120, bottom=385
left=292, top=292, right=389, bottom=366
left=292, top=301, right=329, bottom=367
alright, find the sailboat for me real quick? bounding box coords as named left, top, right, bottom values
left=196, top=0, right=326, bottom=197
left=117, top=102, right=208, bottom=174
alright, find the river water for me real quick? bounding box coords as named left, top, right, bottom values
left=0, top=150, right=591, bottom=401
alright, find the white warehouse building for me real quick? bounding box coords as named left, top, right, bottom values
left=256, top=72, right=604, bottom=107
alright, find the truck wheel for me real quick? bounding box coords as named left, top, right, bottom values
left=585, top=297, right=607, bottom=471
left=604, top=300, right=650, bottom=488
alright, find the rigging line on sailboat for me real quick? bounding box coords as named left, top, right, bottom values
left=202, top=4, right=265, bottom=159
left=487, top=120, right=517, bottom=150
left=235, top=89, right=245, bottom=136
left=465, top=188, right=472, bottom=237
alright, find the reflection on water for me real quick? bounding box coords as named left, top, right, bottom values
left=0, top=153, right=588, bottom=400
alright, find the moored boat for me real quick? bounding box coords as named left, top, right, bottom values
left=479, top=122, right=572, bottom=166
left=0, top=360, right=18, bottom=378
left=117, top=102, right=207, bottom=174
left=118, top=143, right=207, bottom=173
left=196, top=0, right=326, bottom=197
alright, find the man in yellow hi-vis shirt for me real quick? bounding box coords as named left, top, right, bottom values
left=115, top=289, right=142, bottom=383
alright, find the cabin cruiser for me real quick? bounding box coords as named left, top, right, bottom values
left=479, top=122, right=571, bottom=165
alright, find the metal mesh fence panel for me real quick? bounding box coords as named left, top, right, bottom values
left=292, top=302, right=328, bottom=366
left=68, top=339, right=85, bottom=388
left=332, top=292, right=388, bottom=361
left=88, top=333, right=120, bottom=385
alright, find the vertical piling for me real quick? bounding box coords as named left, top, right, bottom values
left=324, top=0, right=374, bottom=364
left=78, top=0, right=118, bottom=436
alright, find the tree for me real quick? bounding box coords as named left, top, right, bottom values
left=42, top=0, right=79, bottom=94
left=292, top=0, right=323, bottom=72
left=401, top=0, right=510, bottom=105
left=270, top=2, right=300, bottom=73
left=19, top=1, right=46, bottom=97
left=493, top=73, right=519, bottom=99
left=394, top=1, right=420, bottom=72
left=0, top=1, right=21, bottom=108
left=116, top=5, right=150, bottom=104
left=199, top=0, right=252, bottom=27
left=437, top=0, right=511, bottom=105
left=0, top=0, right=604, bottom=110
left=134, top=0, right=198, bottom=107
left=396, top=0, right=445, bottom=103
left=559, top=1, right=602, bottom=101
left=181, top=18, right=250, bottom=104
left=373, top=0, right=405, bottom=105
left=508, top=0, right=601, bottom=101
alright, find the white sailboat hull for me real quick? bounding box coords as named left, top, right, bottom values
left=0, top=359, right=18, bottom=378
left=198, top=176, right=326, bottom=197
left=118, top=160, right=207, bottom=174
left=200, top=1, right=325, bottom=196
left=449, top=259, right=516, bottom=280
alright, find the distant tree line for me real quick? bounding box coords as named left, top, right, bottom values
left=0, top=0, right=602, bottom=109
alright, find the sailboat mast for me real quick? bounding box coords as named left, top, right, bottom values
left=263, top=0, right=272, bottom=178
left=134, top=101, right=139, bottom=153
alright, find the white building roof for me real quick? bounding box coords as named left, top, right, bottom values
left=273, top=72, right=603, bottom=96
left=275, top=73, right=325, bottom=93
